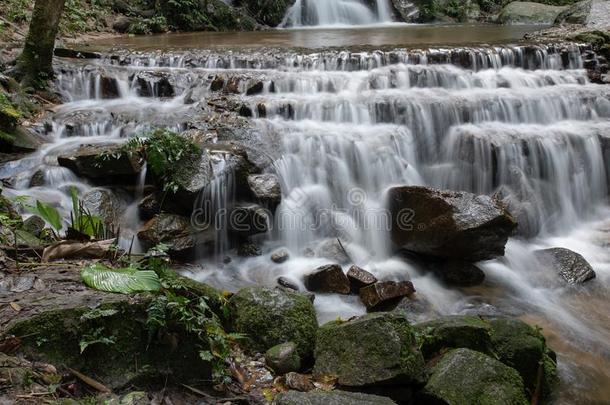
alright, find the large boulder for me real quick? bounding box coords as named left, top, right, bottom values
left=388, top=186, right=517, bottom=261
left=273, top=390, right=397, bottom=405
left=534, top=247, right=596, bottom=284
left=414, top=315, right=493, bottom=359
left=228, top=203, right=270, bottom=236
left=248, top=173, right=282, bottom=206
left=498, top=2, right=568, bottom=24
left=229, top=287, right=318, bottom=358
left=57, top=144, right=143, bottom=185
left=304, top=264, right=351, bottom=294
left=82, top=188, right=126, bottom=227
left=234, top=0, right=296, bottom=27
left=489, top=318, right=558, bottom=400
left=555, top=0, right=593, bottom=25
left=137, top=214, right=215, bottom=259
left=418, top=348, right=528, bottom=405
left=359, top=281, right=415, bottom=311
left=265, top=341, right=301, bottom=375
left=391, top=0, right=420, bottom=22
left=313, top=313, right=426, bottom=388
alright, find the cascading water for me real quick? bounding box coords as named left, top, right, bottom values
left=281, top=0, right=394, bottom=27
left=2, top=41, right=610, bottom=402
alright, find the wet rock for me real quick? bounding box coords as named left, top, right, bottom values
left=391, top=0, right=420, bottom=22
left=534, top=247, right=596, bottom=284
left=489, top=318, right=558, bottom=400
left=137, top=214, right=215, bottom=259
left=82, top=188, right=125, bottom=226
left=304, top=264, right=350, bottom=295
left=273, top=390, right=397, bottom=405
left=229, top=287, right=318, bottom=358
left=359, top=281, right=415, bottom=311
left=498, top=2, right=568, bottom=25
left=228, top=204, right=270, bottom=236
left=414, top=315, right=492, bottom=359
left=272, top=248, right=290, bottom=263
left=206, top=142, right=259, bottom=195
left=277, top=276, right=299, bottom=291
left=246, top=80, right=264, bottom=96
left=133, top=71, right=175, bottom=98
left=226, top=77, right=242, bottom=94
left=284, top=372, right=315, bottom=392
left=313, top=313, right=425, bottom=388
left=29, top=170, right=45, bottom=187
left=310, top=238, right=350, bottom=263
left=404, top=253, right=485, bottom=287
left=346, top=265, right=377, bottom=292
left=22, top=215, right=45, bottom=238
left=388, top=186, right=517, bottom=261
left=112, top=16, right=134, bottom=33
left=418, top=348, right=528, bottom=405
left=163, top=149, right=214, bottom=215
left=265, top=342, right=301, bottom=375
left=248, top=173, right=282, bottom=205
left=392, top=295, right=438, bottom=324
left=57, top=144, right=143, bottom=185
left=210, top=75, right=225, bottom=91
left=100, top=76, right=120, bottom=99
left=138, top=194, right=160, bottom=220
left=53, top=48, right=101, bottom=59
left=237, top=240, right=262, bottom=257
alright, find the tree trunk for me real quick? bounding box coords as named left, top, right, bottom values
left=15, top=0, right=66, bottom=88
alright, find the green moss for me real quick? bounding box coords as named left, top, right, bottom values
left=229, top=287, right=317, bottom=358
left=313, top=312, right=426, bottom=386
left=414, top=315, right=493, bottom=359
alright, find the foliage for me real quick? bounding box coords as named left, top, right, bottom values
left=107, top=129, right=201, bottom=194
left=79, top=327, right=116, bottom=353
left=26, top=200, right=63, bottom=231
left=147, top=290, right=243, bottom=385
left=81, top=263, right=162, bottom=294
left=68, top=186, right=107, bottom=239
left=129, top=16, right=168, bottom=35
left=158, top=0, right=207, bottom=31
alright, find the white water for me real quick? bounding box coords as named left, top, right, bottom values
left=281, top=0, right=395, bottom=27
left=1, top=43, right=610, bottom=401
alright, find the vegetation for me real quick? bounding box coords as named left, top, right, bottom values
left=81, top=263, right=162, bottom=294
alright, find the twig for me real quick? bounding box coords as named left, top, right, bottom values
left=66, top=367, right=111, bottom=393
left=0, top=16, right=26, bottom=37
left=336, top=237, right=353, bottom=263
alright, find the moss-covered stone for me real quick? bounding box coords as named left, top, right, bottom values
left=229, top=287, right=318, bottom=358
left=313, top=313, right=426, bottom=387
left=414, top=315, right=493, bottom=359
left=273, top=390, right=398, bottom=405
left=489, top=318, right=558, bottom=401
left=419, top=348, right=529, bottom=405
left=265, top=341, right=301, bottom=375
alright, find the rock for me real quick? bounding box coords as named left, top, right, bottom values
left=133, top=71, right=175, bottom=98
left=274, top=390, right=397, bottom=405
left=210, top=75, right=225, bottom=91
left=237, top=241, right=262, bottom=257
left=82, top=188, right=125, bottom=226
left=346, top=265, right=377, bottom=292
left=310, top=238, right=350, bottom=263
left=265, top=342, right=301, bottom=375
left=419, top=348, right=528, bottom=405
left=278, top=276, right=299, bottom=291
left=0, top=249, right=13, bottom=270
left=137, top=214, right=215, bottom=259
left=100, top=76, right=120, bottom=99
left=489, top=318, right=558, bottom=399
left=388, top=186, right=517, bottom=261
left=405, top=253, right=485, bottom=287
left=498, top=2, right=568, bottom=25
left=273, top=390, right=397, bottom=405
left=246, top=80, right=264, bottom=95
left=235, top=0, right=296, bottom=27
left=414, top=315, right=492, bottom=359
left=138, top=194, right=160, bottom=220
left=391, top=0, right=420, bottom=22
left=555, top=0, right=593, bottom=25
left=229, top=287, right=318, bottom=358
left=2, top=264, right=222, bottom=389
left=248, top=173, right=282, bottom=205
left=57, top=144, right=143, bottom=184
left=313, top=313, right=425, bottom=389
left=22, top=215, right=45, bottom=238
left=53, top=48, right=101, bottom=59
left=228, top=204, right=270, bottom=236
left=534, top=247, right=596, bottom=284
left=272, top=248, right=290, bottom=263
left=359, top=281, right=415, bottom=311
left=304, top=264, right=350, bottom=294
left=392, top=295, right=438, bottom=323
left=29, top=170, right=45, bottom=187
left=112, top=16, right=134, bottom=33
left=284, top=372, right=315, bottom=392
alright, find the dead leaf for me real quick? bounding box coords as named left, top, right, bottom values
left=42, top=239, right=115, bottom=262
left=9, top=302, right=21, bottom=312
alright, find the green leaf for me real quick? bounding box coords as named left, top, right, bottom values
left=81, top=264, right=162, bottom=294
left=26, top=200, right=62, bottom=231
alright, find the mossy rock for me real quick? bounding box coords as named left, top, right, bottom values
left=419, top=348, right=529, bottom=405
left=229, top=287, right=318, bottom=359
left=498, top=1, right=569, bottom=24
left=265, top=341, right=301, bottom=375
left=313, top=312, right=426, bottom=387
left=571, top=30, right=610, bottom=48
left=273, top=390, right=398, bottom=405
left=489, top=318, right=558, bottom=401
left=414, top=315, right=493, bottom=359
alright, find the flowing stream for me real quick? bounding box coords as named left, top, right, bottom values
left=281, top=0, right=395, bottom=27
left=1, top=26, right=610, bottom=402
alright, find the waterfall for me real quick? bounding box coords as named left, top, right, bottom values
left=281, top=0, right=394, bottom=27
